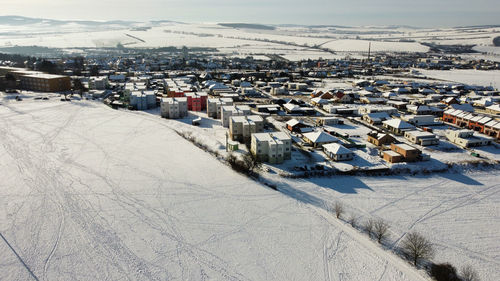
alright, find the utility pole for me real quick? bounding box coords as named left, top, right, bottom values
left=367, top=42, right=371, bottom=62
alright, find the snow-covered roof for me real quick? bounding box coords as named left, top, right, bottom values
left=323, top=143, right=353, bottom=155
left=477, top=117, right=492, bottom=124
left=394, top=143, right=418, bottom=151
left=286, top=119, right=301, bottom=127
left=486, top=104, right=500, bottom=112
left=383, top=119, right=414, bottom=129
left=405, top=130, right=436, bottom=138
left=303, top=131, right=338, bottom=144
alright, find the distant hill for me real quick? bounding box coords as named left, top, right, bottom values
left=455, top=24, right=500, bottom=29
left=0, top=15, right=138, bottom=27
left=219, top=23, right=275, bottom=30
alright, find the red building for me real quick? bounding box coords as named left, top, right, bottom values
left=443, top=109, right=500, bottom=141
left=198, top=92, right=208, bottom=110
left=186, top=92, right=208, bottom=112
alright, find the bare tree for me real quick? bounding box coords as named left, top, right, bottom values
left=461, top=265, right=480, bottom=281
left=401, top=232, right=434, bottom=266
left=373, top=219, right=390, bottom=243
left=242, top=152, right=261, bottom=173
left=348, top=213, right=358, bottom=228
left=364, top=218, right=375, bottom=238
left=334, top=201, right=344, bottom=219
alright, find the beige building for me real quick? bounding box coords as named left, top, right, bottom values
left=221, top=105, right=251, bottom=127
left=207, top=98, right=233, bottom=119
left=251, top=132, right=292, bottom=164
left=160, top=97, right=188, bottom=119
left=229, top=115, right=265, bottom=143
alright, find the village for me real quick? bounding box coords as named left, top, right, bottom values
left=1, top=52, right=499, bottom=177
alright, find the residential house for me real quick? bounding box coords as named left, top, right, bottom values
left=323, top=104, right=356, bottom=115
left=363, top=112, right=391, bottom=125
left=255, top=104, right=280, bottom=114
left=358, top=106, right=398, bottom=115
left=404, top=130, right=439, bottom=146
left=250, top=132, right=292, bottom=164
left=286, top=119, right=312, bottom=133
left=360, top=97, right=387, bottom=104
left=484, top=120, right=500, bottom=140
left=323, top=143, right=354, bottom=161
left=383, top=143, right=421, bottom=163
left=382, top=119, right=415, bottom=135
left=311, top=97, right=330, bottom=107
left=315, top=117, right=344, bottom=126
left=406, top=105, right=433, bottom=115
left=445, top=130, right=492, bottom=148
left=485, top=104, right=500, bottom=115
left=332, top=92, right=353, bottom=103
left=229, top=115, right=264, bottom=143
left=302, top=131, right=339, bottom=147
left=401, top=115, right=437, bottom=126
left=367, top=132, right=396, bottom=146
left=283, top=103, right=316, bottom=115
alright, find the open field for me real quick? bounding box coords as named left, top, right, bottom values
left=0, top=18, right=499, bottom=60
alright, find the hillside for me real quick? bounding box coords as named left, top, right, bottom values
left=0, top=97, right=429, bottom=280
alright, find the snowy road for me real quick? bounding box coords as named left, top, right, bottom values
left=0, top=100, right=428, bottom=280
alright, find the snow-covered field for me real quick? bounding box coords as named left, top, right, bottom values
left=0, top=98, right=433, bottom=281
left=419, top=69, right=500, bottom=88
left=1, top=18, right=499, bottom=60
left=264, top=172, right=500, bottom=281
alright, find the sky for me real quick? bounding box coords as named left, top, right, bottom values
left=1, top=0, right=499, bottom=27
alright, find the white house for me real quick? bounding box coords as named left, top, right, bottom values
left=401, top=115, right=437, bottom=126
left=445, top=129, right=492, bottom=148
left=302, top=131, right=339, bottom=147
left=382, top=119, right=415, bottom=135
left=404, top=130, right=439, bottom=146
left=323, top=143, right=354, bottom=161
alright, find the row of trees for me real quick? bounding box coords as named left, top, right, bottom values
left=331, top=201, right=480, bottom=281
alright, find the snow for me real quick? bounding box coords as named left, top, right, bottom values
left=0, top=97, right=430, bottom=281
left=263, top=171, right=500, bottom=281
left=419, top=69, right=500, bottom=88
